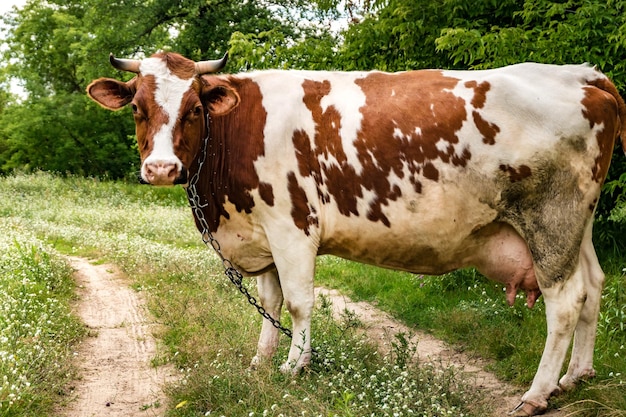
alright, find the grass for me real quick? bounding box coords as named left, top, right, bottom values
left=0, top=171, right=624, bottom=416
left=0, top=222, right=85, bottom=416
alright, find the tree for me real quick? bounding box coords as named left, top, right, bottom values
left=225, top=0, right=351, bottom=71
left=434, top=0, right=626, bottom=86
left=336, top=0, right=452, bottom=71
left=0, top=0, right=143, bottom=178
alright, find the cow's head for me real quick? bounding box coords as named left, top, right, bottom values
left=87, top=52, right=239, bottom=185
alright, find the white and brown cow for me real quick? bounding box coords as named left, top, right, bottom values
left=87, top=52, right=626, bottom=416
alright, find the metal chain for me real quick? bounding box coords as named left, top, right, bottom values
left=184, top=113, right=293, bottom=339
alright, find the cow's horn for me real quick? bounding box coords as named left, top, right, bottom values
left=109, top=53, right=141, bottom=73
left=195, top=52, right=229, bottom=75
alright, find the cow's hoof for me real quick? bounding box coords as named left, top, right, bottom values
left=279, top=361, right=299, bottom=375
left=248, top=356, right=260, bottom=371
left=559, top=368, right=596, bottom=391
left=508, top=401, right=547, bottom=416
left=558, top=378, right=576, bottom=392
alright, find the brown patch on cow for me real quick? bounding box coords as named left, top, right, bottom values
left=465, top=80, right=499, bottom=145
left=451, top=147, right=472, bottom=167
left=499, top=164, right=532, bottom=183
left=132, top=75, right=166, bottom=162
left=292, top=129, right=314, bottom=177
left=287, top=172, right=315, bottom=236
left=422, top=162, right=439, bottom=181
left=296, top=71, right=472, bottom=228
left=258, top=182, right=275, bottom=206
left=292, top=129, right=331, bottom=204
left=412, top=179, right=422, bottom=194
left=472, top=111, right=500, bottom=145
left=290, top=71, right=471, bottom=228
left=301, top=80, right=346, bottom=162
left=171, top=84, right=209, bottom=170
left=308, top=206, right=320, bottom=229
left=355, top=71, right=469, bottom=211
left=465, top=80, right=491, bottom=109
left=581, top=79, right=622, bottom=183
left=366, top=196, right=391, bottom=227
left=194, top=76, right=268, bottom=232
left=298, top=79, right=362, bottom=219
left=153, top=52, right=196, bottom=80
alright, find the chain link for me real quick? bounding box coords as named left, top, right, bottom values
left=184, top=113, right=294, bottom=339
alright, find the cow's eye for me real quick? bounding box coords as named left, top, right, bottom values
left=131, top=103, right=146, bottom=120
left=184, top=106, right=203, bottom=124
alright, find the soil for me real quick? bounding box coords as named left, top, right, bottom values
left=60, top=257, right=175, bottom=417
left=60, top=256, right=564, bottom=417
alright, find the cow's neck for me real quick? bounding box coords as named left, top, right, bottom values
left=191, top=83, right=267, bottom=233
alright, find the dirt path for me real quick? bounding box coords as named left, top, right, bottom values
left=315, top=288, right=565, bottom=417
left=61, top=257, right=174, bottom=417
left=61, top=256, right=563, bottom=416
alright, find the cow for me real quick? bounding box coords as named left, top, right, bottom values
left=87, top=51, right=626, bottom=416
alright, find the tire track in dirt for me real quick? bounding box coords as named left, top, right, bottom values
left=315, top=288, right=565, bottom=417
left=60, top=257, right=175, bottom=417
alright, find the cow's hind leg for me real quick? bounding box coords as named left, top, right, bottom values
left=512, top=260, right=588, bottom=415
left=250, top=269, right=283, bottom=369
left=559, top=223, right=604, bottom=390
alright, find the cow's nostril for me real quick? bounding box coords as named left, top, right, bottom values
left=166, top=164, right=178, bottom=179
left=174, top=168, right=188, bottom=185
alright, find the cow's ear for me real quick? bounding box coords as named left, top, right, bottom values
left=203, top=85, right=240, bottom=116
left=87, top=78, right=136, bottom=110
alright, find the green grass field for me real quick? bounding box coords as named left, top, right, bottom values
left=1, top=172, right=624, bottom=416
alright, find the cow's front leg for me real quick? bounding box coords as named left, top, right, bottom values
left=250, top=269, right=283, bottom=369
left=272, top=248, right=316, bottom=374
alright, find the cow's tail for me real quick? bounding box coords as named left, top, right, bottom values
left=592, top=76, right=626, bottom=153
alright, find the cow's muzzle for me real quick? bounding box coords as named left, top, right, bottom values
left=140, top=162, right=188, bottom=186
